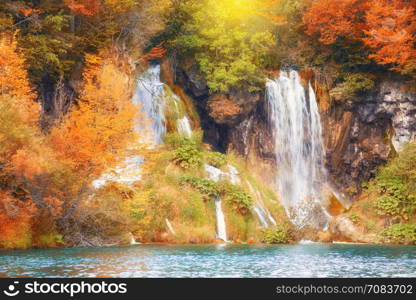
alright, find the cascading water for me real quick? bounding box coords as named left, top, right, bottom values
left=266, top=70, right=330, bottom=229
left=165, top=218, right=176, bottom=235
left=214, top=196, right=227, bottom=242
left=93, top=64, right=195, bottom=189
left=177, top=117, right=192, bottom=137
left=205, top=164, right=232, bottom=241
left=92, top=65, right=166, bottom=188
left=246, top=181, right=277, bottom=228
left=132, top=64, right=166, bottom=145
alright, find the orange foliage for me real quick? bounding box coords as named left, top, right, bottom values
left=303, top=0, right=416, bottom=74
left=49, top=53, right=137, bottom=179
left=362, top=0, right=416, bottom=72
left=141, top=43, right=167, bottom=62
left=0, top=34, right=38, bottom=118
left=64, top=0, right=100, bottom=17
left=303, top=0, right=367, bottom=44
left=0, top=33, right=140, bottom=248
left=0, top=191, right=36, bottom=249
left=19, top=8, right=41, bottom=17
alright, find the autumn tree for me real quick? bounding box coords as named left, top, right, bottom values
left=303, top=0, right=416, bottom=76
left=47, top=51, right=138, bottom=223
left=0, top=34, right=44, bottom=248
left=0, top=34, right=40, bottom=167
left=362, top=0, right=416, bottom=75
left=64, top=0, right=100, bottom=17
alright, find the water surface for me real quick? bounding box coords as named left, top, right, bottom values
left=1, top=243, right=415, bottom=278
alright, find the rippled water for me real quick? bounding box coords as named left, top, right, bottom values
left=1, top=244, right=415, bottom=278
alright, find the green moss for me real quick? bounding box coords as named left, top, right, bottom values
left=346, top=187, right=358, bottom=197
left=37, top=233, right=63, bottom=248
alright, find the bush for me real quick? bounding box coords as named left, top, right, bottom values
left=261, top=226, right=292, bottom=244
left=369, top=143, right=416, bottom=220
left=179, top=176, right=219, bottom=200
left=219, top=181, right=253, bottom=215
left=173, top=144, right=203, bottom=169
left=205, top=151, right=227, bottom=168
left=165, top=131, right=203, bottom=149
left=378, top=224, right=416, bottom=244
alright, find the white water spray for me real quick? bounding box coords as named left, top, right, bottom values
left=266, top=70, right=330, bottom=228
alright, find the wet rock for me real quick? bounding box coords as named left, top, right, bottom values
left=176, top=60, right=209, bottom=99
left=329, top=216, right=376, bottom=243
left=321, top=80, right=416, bottom=197
left=207, top=90, right=261, bottom=125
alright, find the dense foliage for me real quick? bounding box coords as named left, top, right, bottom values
left=160, top=0, right=282, bottom=92
left=370, top=143, right=416, bottom=221
left=1, top=0, right=415, bottom=248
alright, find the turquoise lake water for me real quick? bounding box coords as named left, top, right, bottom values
left=1, top=243, right=416, bottom=278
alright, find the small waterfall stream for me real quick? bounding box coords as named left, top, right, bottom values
left=177, top=116, right=192, bottom=137
left=205, top=164, right=232, bottom=241
left=132, top=64, right=167, bottom=145
left=214, top=196, right=228, bottom=241
left=266, top=70, right=330, bottom=228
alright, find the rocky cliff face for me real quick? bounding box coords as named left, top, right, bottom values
left=170, top=58, right=416, bottom=203
left=320, top=80, right=416, bottom=198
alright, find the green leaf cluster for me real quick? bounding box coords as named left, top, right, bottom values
left=369, top=143, right=416, bottom=220
left=378, top=224, right=416, bottom=244
left=261, top=225, right=292, bottom=244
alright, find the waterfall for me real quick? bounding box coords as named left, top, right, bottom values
left=93, top=64, right=193, bottom=189
left=266, top=70, right=330, bottom=229
left=177, top=116, right=192, bottom=137
left=246, top=180, right=277, bottom=228
left=129, top=232, right=140, bottom=245
left=253, top=203, right=277, bottom=228
left=132, top=64, right=166, bottom=145
left=205, top=164, right=234, bottom=241
left=92, top=65, right=166, bottom=188
left=253, top=206, right=270, bottom=227
left=165, top=218, right=176, bottom=235
left=214, top=196, right=228, bottom=242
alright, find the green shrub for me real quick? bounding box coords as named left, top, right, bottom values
left=173, top=143, right=203, bottom=169
left=369, top=143, right=416, bottom=220
left=179, top=176, right=219, bottom=199
left=261, top=226, right=292, bottom=244
left=330, top=73, right=375, bottom=100
left=205, top=151, right=227, bottom=168
left=219, top=181, right=253, bottom=215
left=378, top=224, right=416, bottom=244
